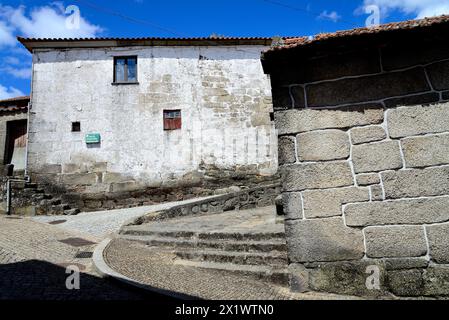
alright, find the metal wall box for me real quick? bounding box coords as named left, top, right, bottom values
left=85, top=133, right=101, bottom=144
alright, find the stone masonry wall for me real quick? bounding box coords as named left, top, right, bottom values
left=271, top=41, right=449, bottom=297
left=29, top=45, right=277, bottom=203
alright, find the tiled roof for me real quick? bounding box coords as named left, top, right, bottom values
left=17, top=36, right=290, bottom=52
left=19, top=36, right=275, bottom=42
left=0, top=96, right=29, bottom=114
left=0, top=96, right=30, bottom=104
left=266, top=15, right=449, bottom=53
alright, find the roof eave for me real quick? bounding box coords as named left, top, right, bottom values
left=17, top=37, right=275, bottom=52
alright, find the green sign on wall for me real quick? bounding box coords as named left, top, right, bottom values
left=85, top=133, right=101, bottom=144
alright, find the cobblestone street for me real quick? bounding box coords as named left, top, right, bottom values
left=0, top=215, right=170, bottom=300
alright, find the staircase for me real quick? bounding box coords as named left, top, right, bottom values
left=119, top=206, right=290, bottom=286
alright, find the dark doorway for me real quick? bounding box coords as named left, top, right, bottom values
left=4, top=120, right=27, bottom=168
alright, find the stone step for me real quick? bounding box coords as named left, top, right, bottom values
left=175, top=249, right=288, bottom=267
left=120, top=227, right=285, bottom=242
left=121, top=229, right=196, bottom=238
left=120, top=235, right=287, bottom=254
left=174, top=260, right=289, bottom=286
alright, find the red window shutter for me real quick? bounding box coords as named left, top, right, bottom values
left=174, top=117, right=182, bottom=129
left=163, top=110, right=182, bottom=130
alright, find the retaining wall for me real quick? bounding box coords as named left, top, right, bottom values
left=128, top=183, right=281, bottom=225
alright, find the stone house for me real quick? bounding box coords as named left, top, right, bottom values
left=0, top=96, right=29, bottom=174
left=17, top=37, right=279, bottom=210
left=262, top=15, right=449, bottom=297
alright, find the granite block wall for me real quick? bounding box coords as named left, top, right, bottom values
left=270, top=41, right=449, bottom=298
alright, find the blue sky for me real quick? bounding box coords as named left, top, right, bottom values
left=1, top=0, right=449, bottom=98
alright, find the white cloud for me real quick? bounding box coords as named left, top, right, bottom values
left=364, top=0, right=449, bottom=19
left=0, top=66, right=31, bottom=79
left=0, top=84, right=25, bottom=100
left=4, top=56, right=20, bottom=65
left=0, top=20, right=15, bottom=46
left=0, top=3, right=103, bottom=48
left=318, top=10, right=342, bottom=22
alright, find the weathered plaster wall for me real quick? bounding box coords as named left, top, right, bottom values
left=29, top=45, right=277, bottom=197
left=270, top=39, right=449, bottom=297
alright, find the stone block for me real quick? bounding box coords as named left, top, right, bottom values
left=356, top=173, right=380, bottom=186
left=387, top=269, right=424, bottom=297
left=426, top=223, right=449, bottom=264
left=388, top=103, right=449, bottom=138
left=62, top=163, right=86, bottom=174
left=61, top=173, right=97, bottom=185
left=103, top=172, right=128, bottom=184
left=385, top=258, right=429, bottom=270
left=278, top=136, right=296, bottom=165
left=382, top=167, right=449, bottom=199
left=39, top=164, right=62, bottom=174
left=350, top=126, right=387, bottom=145
left=274, top=104, right=384, bottom=135
left=345, top=197, right=449, bottom=227
left=402, top=134, right=449, bottom=168
left=381, top=41, right=449, bottom=71
left=297, top=130, right=350, bottom=161
left=370, top=185, right=384, bottom=201
left=308, top=261, right=387, bottom=297
left=110, top=181, right=139, bottom=192
left=88, top=162, right=108, bottom=173
left=443, top=90, right=449, bottom=101
left=364, top=226, right=427, bottom=258
left=282, top=161, right=354, bottom=192
left=307, top=68, right=430, bottom=108
left=282, top=192, right=303, bottom=220
left=426, top=60, right=449, bottom=90
left=285, top=217, right=365, bottom=263
left=302, top=187, right=369, bottom=218
left=272, top=86, right=292, bottom=110
left=423, top=266, right=449, bottom=296
left=32, top=173, right=60, bottom=185
left=291, top=86, right=305, bottom=109
left=352, top=141, right=403, bottom=173
left=303, top=48, right=381, bottom=82
left=289, top=264, right=309, bottom=293
left=384, top=92, right=440, bottom=108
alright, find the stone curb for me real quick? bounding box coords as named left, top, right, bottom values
left=92, top=238, right=198, bottom=300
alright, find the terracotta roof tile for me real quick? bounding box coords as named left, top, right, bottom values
left=0, top=96, right=29, bottom=114
left=0, top=96, right=30, bottom=104
left=267, top=15, right=449, bottom=53
left=18, top=37, right=298, bottom=52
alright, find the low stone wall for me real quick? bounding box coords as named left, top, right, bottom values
left=268, top=35, right=449, bottom=298
left=127, top=183, right=281, bottom=225
left=2, top=168, right=279, bottom=215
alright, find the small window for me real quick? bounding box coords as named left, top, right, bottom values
left=72, top=122, right=81, bottom=132
left=113, top=56, right=138, bottom=84
left=163, top=110, right=182, bottom=130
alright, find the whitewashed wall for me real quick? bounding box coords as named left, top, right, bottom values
left=28, top=45, right=277, bottom=193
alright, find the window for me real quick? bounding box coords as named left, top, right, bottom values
left=113, top=56, right=138, bottom=84
left=72, top=122, right=81, bottom=132
left=163, top=110, right=182, bottom=130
